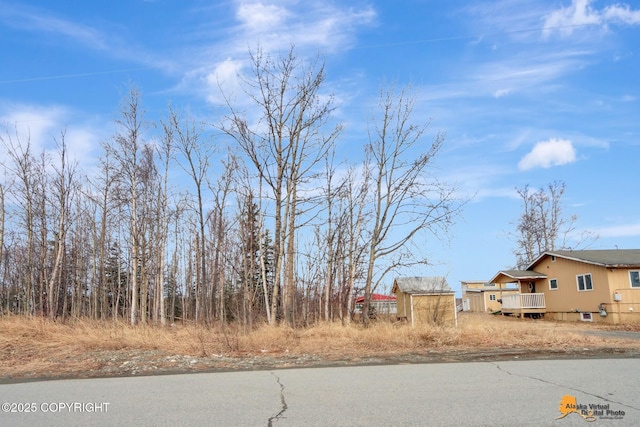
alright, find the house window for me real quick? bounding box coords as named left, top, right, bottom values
left=630, top=271, right=640, bottom=288
left=580, top=312, right=593, bottom=322
left=489, top=294, right=496, bottom=301
left=549, top=278, right=558, bottom=290
left=577, top=274, right=593, bottom=292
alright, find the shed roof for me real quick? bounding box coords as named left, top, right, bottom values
left=463, top=285, right=520, bottom=293
left=392, top=276, right=454, bottom=294
left=354, top=294, right=397, bottom=303
left=489, top=270, right=547, bottom=284
left=529, top=249, right=640, bottom=269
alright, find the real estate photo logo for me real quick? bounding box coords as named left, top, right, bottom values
left=557, top=395, right=626, bottom=422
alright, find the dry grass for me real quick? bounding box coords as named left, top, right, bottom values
left=0, top=313, right=637, bottom=377
left=240, top=313, right=632, bottom=356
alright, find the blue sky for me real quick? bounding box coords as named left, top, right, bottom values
left=1, top=0, right=639, bottom=295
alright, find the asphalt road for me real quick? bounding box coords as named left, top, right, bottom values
left=1, top=358, right=639, bottom=426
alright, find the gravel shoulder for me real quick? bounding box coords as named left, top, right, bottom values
left=3, top=343, right=639, bottom=384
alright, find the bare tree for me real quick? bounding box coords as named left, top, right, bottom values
left=322, top=149, right=340, bottom=322
left=46, top=131, right=79, bottom=318
left=35, top=151, right=49, bottom=316
left=209, top=154, right=236, bottom=323
left=0, top=183, right=4, bottom=288
left=154, top=116, right=177, bottom=326
left=1, top=128, right=38, bottom=315
left=339, top=164, right=369, bottom=324
left=234, top=159, right=274, bottom=325
left=513, top=181, right=596, bottom=268
left=0, top=182, right=5, bottom=315
left=137, top=144, right=159, bottom=324
left=169, top=108, right=212, bottom=323
left=223, top=45, right=341, bottom=326
left=236, top=190, right=258, bottom=328
left=361, top=86, right=460, bottom=324
left=108, top=88, right=147, bottom=326
left=90, top=148, right=118, bottom=320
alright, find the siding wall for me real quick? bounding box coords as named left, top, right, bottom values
left=396, top=292, right=408, bottom=319
left=603, top=269, right=640, bottom=323
left=535, top=257, right=611, bottom=313
left=535, top=257, right=640, bottom=324
left=484, top=293, right=499, bottom=312
left=411, top=294, right=456, bottom=326
left=464, top=290, right=520, bottom=312
left=466, top=294, right=484, bottom=312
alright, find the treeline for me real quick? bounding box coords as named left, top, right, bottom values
left=0, top=47, right=460, bottom=327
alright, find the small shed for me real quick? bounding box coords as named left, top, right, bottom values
left=392, top=277, right=457, bottom=327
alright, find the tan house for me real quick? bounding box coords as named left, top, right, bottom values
left=392, top=277, right=457, bottom=327
left=489, top=249, right=640, bottom=324
left=460, top=280, right=519, bottom=313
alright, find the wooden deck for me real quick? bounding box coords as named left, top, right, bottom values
left=501, top=293, right=546, bottom=317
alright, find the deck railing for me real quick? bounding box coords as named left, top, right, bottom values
left=501, top=293, right=545, bottom=309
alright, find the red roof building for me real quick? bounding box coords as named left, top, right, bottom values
left=354, top=294, right=397, bottom=315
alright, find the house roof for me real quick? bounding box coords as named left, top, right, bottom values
left=461, top=280, right=519, bottom=291
left=528, top=249, right=640, bottom=269
left=354, top=294, right=397, bottom=303
left=488, top=249, right=640, bottom=285
left=392, top=276, right=454, bottom=294
left=463, top=286, right=520, bottom=293
left=489, top=270, right=547, bottom=284
left=460, top=280, right=488, bottom=285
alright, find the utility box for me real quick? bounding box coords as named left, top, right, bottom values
left=613, top=292, right=622, bottom=302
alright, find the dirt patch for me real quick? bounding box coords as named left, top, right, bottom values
left=5, top=347, right=640, bottom=384
left=3, top=343, right=640, bottom=384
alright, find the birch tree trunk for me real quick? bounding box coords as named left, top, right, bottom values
left=361, top=85, right=459, bottom=325
left=108, top=88, right=147, bottom=326
left=222, top=45, right=341, bottom=327
left=47, top=132, right=78, bottom=319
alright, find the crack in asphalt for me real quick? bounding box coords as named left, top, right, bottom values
left=490, top=362, right=640, bottom=411
left=268, top=372, right=288, bottom=426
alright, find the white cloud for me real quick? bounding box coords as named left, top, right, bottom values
left=0, top=104, right=102, bottom=169
left=462, top=0, right=548, bottom=43
left=204, top=58, right=246, bottom=103
left=216, top=1, right=376, bottom=56
left=603, top=3, right=640, bottom=24
left=592, top=223, right=640, bottom=237
left=237, top=2, right=289, bottom=32
left=1, top=105, right=66, bottom=152
left=187, top=1, right=375, bottom=105
left=0, top=3, right=108, bottom=50
left=543, top=0, right=640, bottom=37
left=0, top=3, right=172, bottom=72
left=464, top=49, right=593, bottom=101
left=518, top=138, right=577, bottom=170
left=493, top=88, right=511, bottom=98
